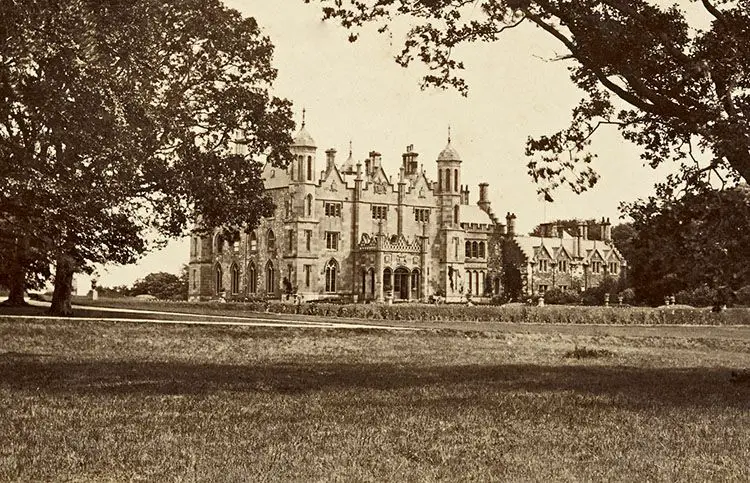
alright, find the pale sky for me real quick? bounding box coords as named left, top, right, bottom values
left=91, top=0, right=672, bottom=288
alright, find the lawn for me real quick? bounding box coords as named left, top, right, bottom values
left=1, top=318, right=749, bottom=481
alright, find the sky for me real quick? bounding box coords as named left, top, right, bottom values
left=90, top=0, right=673, bottom=288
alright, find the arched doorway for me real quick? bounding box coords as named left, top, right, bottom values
left=383, top=268, right=392, bottom=296
left=394, top=267, right=410, bottom=300
left=265, top=261, right=275, bottom=295
left=325, top=259, right=338, bottom=293
left=411, top=269, right=421, bottom=300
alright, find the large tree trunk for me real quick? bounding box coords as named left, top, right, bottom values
left=49, top=253, right=76, bottom=316
left=2, top=238, right=28, bottom=307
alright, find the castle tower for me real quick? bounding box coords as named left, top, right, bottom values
left=289, top=112, right=318, bottom=297
left=436, top=129, right=465, bottom=301
left=291, top=109, right=317, bottom=185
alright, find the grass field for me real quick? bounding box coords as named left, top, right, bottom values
left=1, top=317, right=749, bottom=481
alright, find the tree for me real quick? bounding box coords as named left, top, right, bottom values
left=311, top=0, right=750, bottom=191
left=0, top=227, right=51, bottom=306
left=610, top=222, right=636, bottom=265
left=131, top=272, right=186, bottom=300
left=622, top=185, right=750, bottom=305
left=1, top=0, right=294, bottom=314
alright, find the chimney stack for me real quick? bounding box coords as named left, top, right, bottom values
left=506, top=212, right=517, bottom=236
left=325, top=148, right=336, bottom=171
left=576, top=221, right=586, bottom=257
left=600, top=217, right=612, bottom=242
left=478, top=183, right=491, bottom=213
left=402, top=144, right=419, bottom=175
left=369, top=151, right=382, bottom=172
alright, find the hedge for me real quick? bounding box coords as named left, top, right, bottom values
left=76, top=297, right=750, bottom=326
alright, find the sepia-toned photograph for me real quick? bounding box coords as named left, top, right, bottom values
left=1, top=0, right=749, bottom=480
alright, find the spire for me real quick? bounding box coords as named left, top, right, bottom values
left=448, top=124, right=451, bottom=144
left=349, top=140, right=352, bottom=157
left=302, top=108, right=306, bottom=128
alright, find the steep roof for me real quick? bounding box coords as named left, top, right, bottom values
left=461, top=205, right=494, bottom=226
left=292, top=126, right=316, bottom=147
left=437, top=141, right=461, bottom=162
left=511, top=235, right=625, bottom=264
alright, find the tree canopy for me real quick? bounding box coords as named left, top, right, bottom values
left=0, top=0, right=294, bottom=313
left=622, top=185, right=750, bottom=305
left=311, top=0, right=750, bottom=192
left=131, top=271, right=187, bottom=301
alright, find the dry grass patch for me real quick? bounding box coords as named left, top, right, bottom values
left=0, top=319, right=749, bottom=481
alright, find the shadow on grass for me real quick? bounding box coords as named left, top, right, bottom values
left=1, top=357, right=748, bottom=409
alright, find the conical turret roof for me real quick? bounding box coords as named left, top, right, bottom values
left=293, top=126, right=316, bottom=148
left=437, top=141, right=461, bottom=162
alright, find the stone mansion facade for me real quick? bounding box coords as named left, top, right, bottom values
left=187, top=122, right=627, bottom=302
left=188, top=121, right=502, bottom=303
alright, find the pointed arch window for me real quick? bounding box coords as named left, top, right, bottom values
left=465, top=241, right=471, bottom=258
left=307, top=155, right=313, bottom=181
left=453, top=205, right=459, bottom=225
left=230, top=264, right=240, bottom=294
left=305, top=194, right=313, bottom=217
left=479, top=241, right=486, bottom=259
left=325, top=259, right=338, bottom=293
left=215, top=233, right=224, bottom=254
left=267, top=229, right=276, bottom=250
left=265, top=261, right=275, bottom=294
left=438, top=171, right=442, bottom=191
left=454, top=168, right=458, bottom=192
left=247, top=262, right=257, bottom=294
left=471, top=241, right=478, bottom=258
left=214, top=264, right=223, bottom=295
left=445, top=169, right=451, bottom=193
left=249, top=232, right=257, bottom=251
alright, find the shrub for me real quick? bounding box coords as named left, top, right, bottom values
left=79, top=297, right=750, bottom=326
left=619, top=288, right=636, bottom=305
left=733, top=286, right=750, bottom=307
left=542, top=288, right=581, bottom=305
left=675, top=285, right=715, bottom=307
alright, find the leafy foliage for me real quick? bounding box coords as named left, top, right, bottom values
left=131, top=272, right=187, bottom=301
left=311, top=0, right=750, bottom=192
left=623, top=185, right=750, bottom=305
left=542, top=287, right=581, bottom=305
left=0, top=0, right=294, bottom=312
left=610, top=222, right=636, bottom=264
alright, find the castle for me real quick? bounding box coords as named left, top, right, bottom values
left=187, top=121, right=626, bottom=302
